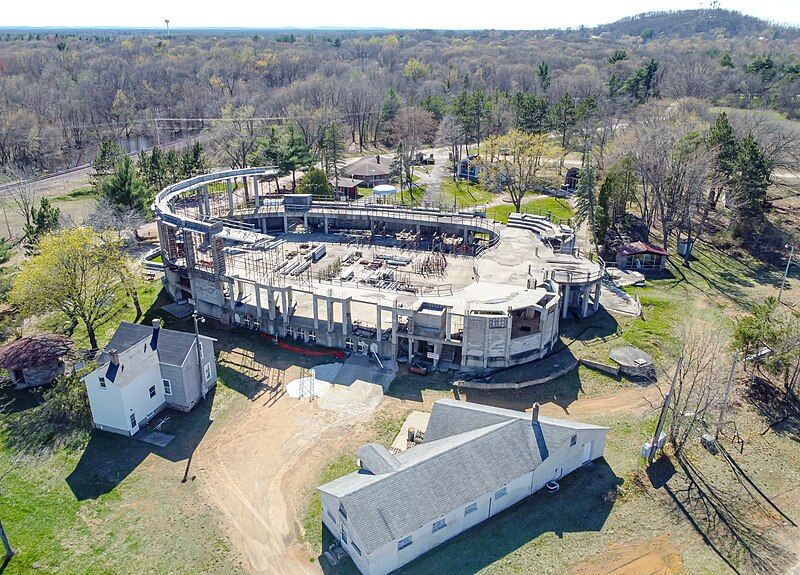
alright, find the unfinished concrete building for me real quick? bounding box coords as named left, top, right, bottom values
left=154, top=167, right=602, bottom=372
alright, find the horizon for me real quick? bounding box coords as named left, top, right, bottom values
left=3, top=1, right=800, bottom=31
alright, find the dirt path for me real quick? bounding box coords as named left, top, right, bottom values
left=196, top=393, right=345, bottom=575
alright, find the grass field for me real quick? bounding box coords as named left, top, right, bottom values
left=438, top=180, right=494, bottom=208
left=487, top=196, right=574, bottom=224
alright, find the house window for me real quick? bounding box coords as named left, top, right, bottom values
left=163, top=379, right=172, bottom=395
left=308, top=331, right=316, bottom=343
left=99, top=376, right=106, bottom=388
left=199, top=342, right=204, bottom=359
left=149, top=385, right=156, bottom=398
left=345, top=338, right=354, bottom=350
left=464, top=502, right=477, bottom=516
left=357, top=340, right=368, bottom=354
left=489, top=317, right=507, bottom=329
left=495, top=487, right=507, bottom=499
left=432, top=518, right=446, bottom=533
left=129, top=413, right=137, bottom=428
left=204, top=363, right=212, bottom=382
left=298, top=328, right=305, bottom=339
left=351, top=541, right=362, bottom=556
left=398, top=536, right=412, bottom=551
left=339, top=502, right=347, bottom=520
left=286, top=326, right=294, bottom=337
left=570, top=434, right=577, bottom=446
left=341, top=526, right=348, bottom=545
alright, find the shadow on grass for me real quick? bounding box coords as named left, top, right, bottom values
left=560, top=308, right=620, bottom=344
left=318, top=460, right=621, bottom=575
left=65, top=387, right=216, bottom=500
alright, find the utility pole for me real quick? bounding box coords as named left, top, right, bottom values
left=715, top=352, right=739, bottom=439
left=648, top=355, right=683, bottom=464
left=192, top=308, right=206, bottom=400
left=778, top=244, right=794, bottom=303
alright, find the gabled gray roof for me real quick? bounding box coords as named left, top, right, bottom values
left=319, top=399, right=606, bottom=555
left=342, top=156, right=392, bottom=177
left=358, top=444, right=401, bottom=475
left=100, top=321, right=204, bottom=367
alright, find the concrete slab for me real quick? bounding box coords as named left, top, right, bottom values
left=391, top=411, right=431, bottom=452
left=162, top=302, right=194, bottom=319
left=133, top=429, right=175, bottom=447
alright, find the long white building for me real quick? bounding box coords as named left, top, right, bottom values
left=318, top=399, right=608, bottom=575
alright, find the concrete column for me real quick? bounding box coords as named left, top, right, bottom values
left=445, top=311, right=452, bottom=340
left=283, top=215, right=289, bottom=233
left=581, top=285, right=590, bottom=317
left=342, top=298, right=351, bottom=335
left=255, top=284, right=262, bottom=320
left=226, top=179, right=234, bottom=215
left=286, top=286, right=293, bottom=319
left=505, top=314, right=513, bottom=367
left=196, top=190, right=204, bottom=217
left=593, top=281, right=602, bottom=312
left=281, top=289, right=288, bottom=320
left=267, top=287, right=277, bottom=320
left=303, top=213, right=308, bottom=231
left=228, top=280, right=235, bottom=311
left=202, top=185, right=210, bottom=215
left=312, top=294, right=319, bottom=329
left=326, top=298, right=334, bottom=333
left=253, top=177, right=260, bottom=209
left=324, top=215, right=329, bottom=234
left=375, top=307, right=382, bottom=341
left=433, top=342, right=443, bottom=368
left=407, top=338, right=413, bottom=362
left=562, top=284, right=571, bottom=319
left=391, top=311, right=399, bottom=345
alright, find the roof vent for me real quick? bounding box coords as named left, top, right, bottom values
left=531, top=402, right=540, bottom=424
left=108, top=349, right=119, bottom=366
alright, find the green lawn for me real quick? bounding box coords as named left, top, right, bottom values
left=438, top=180, right=494, bottom=208
left=0, top=377, right=248, bottom=575
left=487, top=196, right=573, bottom=224
left=52, top=186, right=98, bottom=203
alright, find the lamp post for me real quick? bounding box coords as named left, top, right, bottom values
left=192, top=308, right=206, bottom=400
left=778, top=244, right=795, bottom=303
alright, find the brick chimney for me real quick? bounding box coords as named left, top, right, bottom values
left=108, top=349, right=119, bottom=366
left=531, top=402, right=540, bottom=424
left=375, top=155, right=380, bottom=164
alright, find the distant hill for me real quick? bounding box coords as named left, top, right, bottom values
left=593, top=9, right=800, bottom=40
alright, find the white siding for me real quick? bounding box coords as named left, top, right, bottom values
left=119, top=361, right=166, bottom=432
left=84, top=369, right=128, bottom=433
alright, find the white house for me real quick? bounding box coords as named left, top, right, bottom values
left=318, top=399, right=608, bottom=575
left=83, top=320, right=217, bottom=436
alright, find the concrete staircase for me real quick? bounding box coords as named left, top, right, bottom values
left=507, top=213, right=575, bottom=253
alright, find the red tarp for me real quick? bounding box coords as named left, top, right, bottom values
left=266, top=334, right=346, bottom=359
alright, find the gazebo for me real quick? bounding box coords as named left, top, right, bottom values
left=0, top=334, right=73, bottom=389
left=372, top=184, right=398, bottom=203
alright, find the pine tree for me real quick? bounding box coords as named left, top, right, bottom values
left=100, top=156, right=149, bottom=212
left=574, top=166, right=600, bottom=253
left=731, top=135, right=772, bottom=239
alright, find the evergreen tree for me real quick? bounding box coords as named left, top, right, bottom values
left=379, top=88, right=403, bottom=140
left=536, top=60, right=551, bottom=92
left=283, top=126, right=314, bottom=190
left=100, top=156, right=149, bottom=212
left=321, top=123, right=346, bottom=187
left=574, top=166, right=600, bottom=253
left=23, top=198, right=60, bottom=254
left=731, top=135, right=772, bottom=239
left=92, top=140, right=126, bottom=184
left=551, top=92, right=577, bottom=174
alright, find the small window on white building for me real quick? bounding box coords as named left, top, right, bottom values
left=351, top=541, right=362, bottom=556
left=204, top=363, right=212, bottom=381
left=298, top=328, right=306, bottom=339
left=345, top=338, right=354, bottom=350
left=308, top=331, right=316, bottom=343
left=286, top=326, right=294, bottom=337
left=341, top=526, right=348, bottom=545
left=464, top=502, right=477, bottom=515
left=129, top=413, right=137, bottom=428
left=339, top=502, right=348, bottom=519
left=398, top=536, right=412, bottom=550
left=495, top=486, right=507, bottom=499
left=489, top=317, right=507, bottom=329
left=98, top=376, right=106, bottom=388
left=570, top=434, right=577, bottom=446
left=357, top=340, right=368, bottom=354
left=149, top=385, right=156, bottom=398
left=432, top=518, right=446, bottom=533
left=163, top=379, right=172, bottom=395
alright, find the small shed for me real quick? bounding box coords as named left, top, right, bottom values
left=615, top=241, right=668, bottom=272
left=330, top=177, right=364, bottom=200
left=0, top=334, right=73, bottom=389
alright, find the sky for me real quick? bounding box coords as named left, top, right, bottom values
left=2, top=0, right=800, bottom=29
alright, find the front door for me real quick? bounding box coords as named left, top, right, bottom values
left=582, top=441, right=593, bottom=464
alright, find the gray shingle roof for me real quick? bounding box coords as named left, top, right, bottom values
left=342, top=156, right=392, bottom=177
left=100, top=321, right=201, bottom=366
left=319, top=399, right=606, bottom=555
